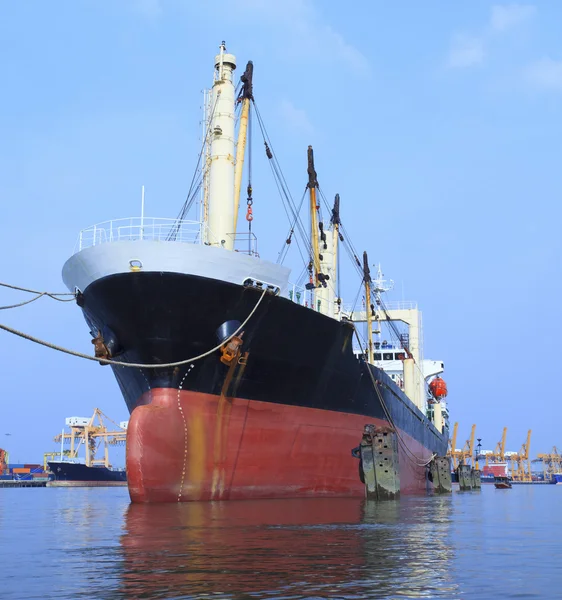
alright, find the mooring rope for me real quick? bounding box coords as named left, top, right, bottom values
left=0, top=281, right=76, bottom=300
left=0, top=293, right=50, bottom=311
left=0, top=288, right=268, bottom=369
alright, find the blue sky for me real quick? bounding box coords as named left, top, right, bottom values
left=1, top=1, right=561, bottom=463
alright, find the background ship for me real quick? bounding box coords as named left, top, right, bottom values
left=47, top=409, right=127, bottom=486
left=47, top=461, right=126, bottom=484
left=62, top=43, right=449, bottom=503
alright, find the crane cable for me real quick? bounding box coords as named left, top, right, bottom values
left=353, top=328, right=436, bottom=469
left=0, top=288, right=268, bottom=369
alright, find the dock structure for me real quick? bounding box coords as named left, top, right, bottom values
left=0, top=480, right=48, bottom=488
left=471, top=469, right=482, bottom=490
left=429, top=456, right=452, bottom=494
left=457, top=464, right=473, bottom=491
left=359, top=424, right=400, bottom=501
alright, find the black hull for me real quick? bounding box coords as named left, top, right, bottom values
left=48, top=462, right=127, bottom=482
left=79, top=271, right=448, bottom=458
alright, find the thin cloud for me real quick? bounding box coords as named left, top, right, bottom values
left=447, top=34, right=485, bottom=69
left=524, top=57, right=562, bottom=91
left=446, top=4, right=536, bottom=69
left=490, top=4, right=536, bottom=32
left=279, top=100, right=313, bottom=134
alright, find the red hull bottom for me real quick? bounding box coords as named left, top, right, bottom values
left=126, top=389, right=433, bottom=503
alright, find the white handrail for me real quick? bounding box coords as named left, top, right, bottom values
left=74, top=217, right=207, bottom=253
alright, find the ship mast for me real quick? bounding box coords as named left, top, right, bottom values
left=307, top=146, right=321, bottom=304
left=233, top=61, right=253, bottom=231
left=331, top=194, right=341, bottom=316
left=363, top=251, right=374, bottom=364
left=207, top=42, right=237, bottom=250
left=316, top=194, right=340, bottom=317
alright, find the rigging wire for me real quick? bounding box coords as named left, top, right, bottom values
left=314, top=187, right=427, bottom=385
left=352, top=327, right=436, bottom=468
left=252, top=105, right=343, bottom=309
left=277, top=188, right=308, bottom=265
left=252, top=101, right=314, bottom=266
left=167, top=91, right=221, bottom=240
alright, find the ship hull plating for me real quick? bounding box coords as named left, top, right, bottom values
left=127, top=389, right=435, bottom=503
left=78, top=271, right=447, bottom=503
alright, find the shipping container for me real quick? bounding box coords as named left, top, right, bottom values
left=8, top=464, right=25, bottom=469
left=12, top=468, right=31, bottom=474
left=24, top=464, right=42, bottom=470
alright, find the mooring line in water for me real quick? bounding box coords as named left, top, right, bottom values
left=0, top=288, right=268, bottom=369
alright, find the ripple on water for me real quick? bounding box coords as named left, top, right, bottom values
left=0, top=486, right=559, bottom=599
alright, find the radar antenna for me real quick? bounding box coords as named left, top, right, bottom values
left=372, top=264, right=394, bottom=303
left=371, top=264, right=393, bottom=336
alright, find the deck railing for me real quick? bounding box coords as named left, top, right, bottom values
left=75, top=217, right=207, bottom=252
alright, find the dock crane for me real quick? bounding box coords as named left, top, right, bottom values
left=461, top=424, right=476, bottom=467
left=52, top=408, right=127, bottom=469
left=510, top=429, right=532, bottom=482
left=535, top=447, right=562, bottom=481
left=448, top=423, right=476, bottom=468
left=485, top=427, right=508, bottom=466
left=448, top=422, right=460, bottom=468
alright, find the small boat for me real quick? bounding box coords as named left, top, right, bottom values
left=494, top=476, right=512, bottom=489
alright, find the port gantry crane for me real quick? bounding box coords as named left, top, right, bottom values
left=52, top=408, right=127, bottom=469
left=534, top=447, right=562, bottom=481
left=448, top=422, right=459, bottom=468
left=485, top=427, right=508, bottom=466
left=510, top=429, right=532, bottom=482
left=448, top=423, right=476, bottom=468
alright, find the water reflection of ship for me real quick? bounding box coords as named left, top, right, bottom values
left=120, top=498, right=458, bottom=598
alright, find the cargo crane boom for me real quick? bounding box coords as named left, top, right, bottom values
left=460, top=424, right=476, bottom=467
left=486, top=427, right=508, bottom=466
left=510, top=429, right=532, bottom=482
left=448, top=422, right=459, bottom=469
left=535, top=447, right=562, bottom=481
left=53, top=408, right=127, bottom=468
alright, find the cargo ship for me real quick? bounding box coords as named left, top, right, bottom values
left=47, top=461, right=126, bottom=484
left=62, top=43, right=450, bottom=503
left=46, top=410, right=127, bottom=486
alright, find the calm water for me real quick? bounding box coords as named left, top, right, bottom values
left=0, top=485, right=559, bottom=599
